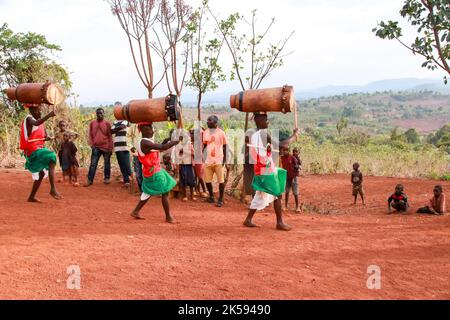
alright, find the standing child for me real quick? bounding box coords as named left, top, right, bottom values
left=388, top=184, right=409, bottom=214
left=191, top=129, right=208, bottom=198
left=130, top=147, right=143, bottom=193
left=417, top=185, right=446, bottom=215
left=281, top=146, right=301, bottom=212
left=351, top=162, right=365, bottom=206
left=55, top=120, right=78, bottom=183
left=60, top=132, right=80, bottom=186
left=163, top=153, right=180, bottom=199
left=20, top=104, right=62, bottom=202
left=130, top=123, right=181, bottom=222
left=174, top=133, right=197, bottom=202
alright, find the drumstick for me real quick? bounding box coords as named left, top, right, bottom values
left=28, top=137, right=54, bottom=142
left=247, top=144, right=280, bottom=153
left=28, top=138, right=46, bottom=142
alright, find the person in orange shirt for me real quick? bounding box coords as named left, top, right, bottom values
left=203, top=115, right=229, bottom=207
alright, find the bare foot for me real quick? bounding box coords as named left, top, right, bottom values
left=243, top=220, right=259, bottom=228
left=131, top=212, right=145, bottom=220
left=50, top=191, right=63, bottom=200
left=277, top=223, right=292, bottom=231
left=166, top=216, right=176, bottom=224
left=28, top=198, right=42, bottom=203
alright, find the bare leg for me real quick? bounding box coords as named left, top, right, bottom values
left=189, top=186, right=196, bottom=200
left=244, top=209, right=258, bottom=228
left=285, top=192, right=290, bottom=209
left=206, top=183, right=214, bottom=203
left=274, top=198, right=292, bottom=231
left=181, top=184, right=188, bottom=201
left=294, top=195, right=300, bottom=211
left=28, top=171, right=45, bottom=203
left=361, top=193, right=366, bottom=206
left=162, top=193, right=175, bottom=223
left=199, top=179, right=206, bottom=193
left=131, top=197, right=150, bottom=220
left=217, top=183, right=225, bottom=207
left=48, top=161, right=62, bottom=200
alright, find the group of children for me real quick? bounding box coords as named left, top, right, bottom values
left=351, top=163, right=446, bottom=215
left=19, top=104, right=447, bottom=231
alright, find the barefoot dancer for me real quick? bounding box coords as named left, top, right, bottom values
left=131, top=123, right=181, bottom=222
left=19, top=104, right=62, bottom=202
left=244, top=113, right=295, bottom=231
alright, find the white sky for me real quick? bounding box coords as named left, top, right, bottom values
left=0, top=0, right=441, bottom=104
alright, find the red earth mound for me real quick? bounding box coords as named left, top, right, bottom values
left=0, top=170, right=449, bottom=300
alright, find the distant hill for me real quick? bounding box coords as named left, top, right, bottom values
left=298, top=78, right=450, bottom=99
left=79, top=78, right=450, bottom=106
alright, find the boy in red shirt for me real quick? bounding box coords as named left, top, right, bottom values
left=281, top=146, right=301, bottom=212
left=388, top=184, right=409, bottom=214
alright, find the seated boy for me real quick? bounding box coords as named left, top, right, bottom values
left=417, top=185, right=446, bottom=215
left=388, top=184, right=409, bottom=214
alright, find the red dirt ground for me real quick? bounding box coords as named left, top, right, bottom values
left=0, top=170, right=449, bottom=300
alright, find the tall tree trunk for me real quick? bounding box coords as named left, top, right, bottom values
left=197, top=93, right=202, bottom=121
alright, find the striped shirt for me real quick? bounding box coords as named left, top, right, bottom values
left=112, top=120, right=130, bottom=152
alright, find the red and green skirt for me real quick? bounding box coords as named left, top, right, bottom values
left=252, top=168, right=287, bottom=197
left=142, top=169, right=177, bottom=196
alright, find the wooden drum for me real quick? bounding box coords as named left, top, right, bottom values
left=230, top=85, right=295, bottom=113
left=6, top=82, right=65, bottom=106
left=114, top=94, right=180, bottom=123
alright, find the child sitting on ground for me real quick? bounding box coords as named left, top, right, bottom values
left=388, top=184, right=409, bottom=214
left=351, top=162, right=365, bottom=206
left=417, top=185, right=446, bottom=215
left=60, top=131, right=80, bottom=186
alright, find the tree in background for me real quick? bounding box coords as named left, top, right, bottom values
left=373, top=0, right=450, bottom=83
left=336, top=116, right=349, bottom=136
left=156, top=0, right=193, bottom=101
left=108, top=0, right=167, bottom=98
left=0, top=23, right=71, bottom=101
left=428, top=124, right=450, bottom=152
left=404, top=128, right=420, bottom=144
left=212, top=9, right=295, bottom=129
left=185, top=0, right=226, bottom=121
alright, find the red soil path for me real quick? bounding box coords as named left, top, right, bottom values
left=0, top=170, right=449, bottom=300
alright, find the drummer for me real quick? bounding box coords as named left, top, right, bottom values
left=243, top=112, right=297, bottom=231
left=20, top=104, right=62, bottom=202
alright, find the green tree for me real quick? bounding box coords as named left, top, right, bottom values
left=428, top=124, right=450, bottom=152
left=404, top=128, right=420, bottom=144
left=0, top=23, right=71, bottom=89
left=336, top=116, right=349, bottom=136
left=186, top=0, right=226, bottom=121
left=391, top=126, right=403, bottom=141
left=373, top=0, right=450, bottom=82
